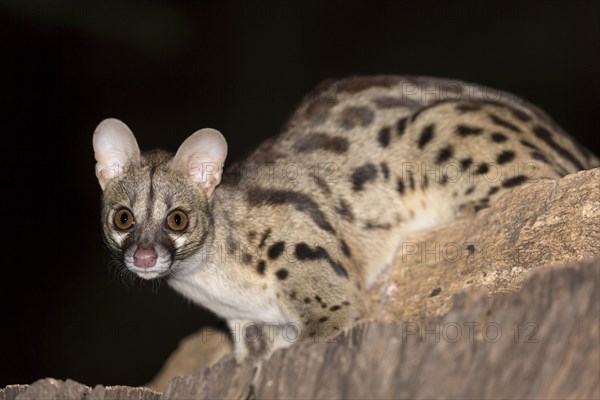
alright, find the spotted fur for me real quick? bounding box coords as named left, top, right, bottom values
left=95, top=75, right=599, bottom=361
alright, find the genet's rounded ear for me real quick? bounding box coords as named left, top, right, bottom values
left=172, top=128, right=228, bottom=196
left=93, top=118, right=141, bottom=190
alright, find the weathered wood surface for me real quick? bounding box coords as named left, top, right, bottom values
left=0, top=379, right=161, bottom=400
left=6, top=258, right=596, bottom=399
left=369, top=168, right=600, bottom=322
left=252, top=258, right=599, bottom=399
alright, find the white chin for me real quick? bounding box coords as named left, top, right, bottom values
left=135, top=270, right=163, bottom=280
left=126, top=265, right=170, bottom=279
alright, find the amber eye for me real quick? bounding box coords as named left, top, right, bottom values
left=166, top=210, right=188, bottom=232
left=114, top=208, right=135, bottom=231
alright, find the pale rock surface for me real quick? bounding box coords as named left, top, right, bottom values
left=369, top=167, right=600, bottom=322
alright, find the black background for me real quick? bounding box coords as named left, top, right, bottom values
left=1, top=0, right=598, bottom=388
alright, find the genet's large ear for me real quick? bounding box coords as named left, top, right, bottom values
left=93, top=118, right=141, bottom=190
left=172, top=128, right=228, bottom=196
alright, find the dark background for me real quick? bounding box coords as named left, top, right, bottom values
left=1, top=0, right=598, bottom=388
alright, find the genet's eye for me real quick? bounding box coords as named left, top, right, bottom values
left=166, top=210, right=188, bottom=232
left=114, top=208, right=135, bottom=231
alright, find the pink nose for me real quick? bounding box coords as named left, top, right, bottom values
left=133, top=247, right=157, bottom=268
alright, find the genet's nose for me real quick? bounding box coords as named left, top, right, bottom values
left=133, top=246, right=157, bottom=268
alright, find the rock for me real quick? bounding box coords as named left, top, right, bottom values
left=145, top=327, right=232, bottom=391
left=369, top=168, right=600, bottom=322
left=14, top=379, right=89, bottom=400
left=88, top=385, right=161, bottom=400
left=0, top=379, right=160, bottom=400
left=0, top=385, right=27, bottom=400
left=162, top=355, right=256, bottom=400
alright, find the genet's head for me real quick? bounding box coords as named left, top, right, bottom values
left=92, top=118, right=227, bottom=279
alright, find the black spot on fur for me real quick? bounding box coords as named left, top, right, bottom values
left=242, top=253, right=253, bottom=265
left=455, top=103, right=481, bottom=112
left=247, top=188, right=335, bottom=234
left=256, top=260, right=266, bottom=275
left=520, top=140, right=539, bottom=150
left=460, top=158, right=473, bottom=170
left=293, top=133, right=350, bottom=154
left=474, top=203, right=490, bottom=212
left=496, top=150, right=515, bottom=164
left=338, top=106, right=375, bottom=129
left=502, top=175, right=528, bottom=188
left=396, top=117, right=407, bottom=136
left=464, top=186, right=475, bottom=195
left=467, top=244, right=475, bottom=254
left=267, top=241, right=285, bottom=260
left=295, top=243, right=327, bottom=260
left=335, top=199, right=354, bottom=222
left=319, top=316, right=329, bottom=323
left=456, top=125, right=483, bottom=137
left=380, top=163, right=390, bottom=180
left=488, top=186, right=500, bottom=196
left=476, top=163, right=489, bottom=175
left=340, top=240, right=351, bottom=257
left=531, top=151, right=551, bottom=164
left=436, top=146, right=454, bottom=164
left=303, top=297, right=311, bottom=304
left=258, top=228, right=271, bottom=248
left=489, top=113, right=522, bottom=133
left=408, top=173, right=416, bottom=190
left=397, top=178, right=405, bottom=195
left=295, top=243, right=349, bottom=278
left=418, top=124, right=435, bottom=149
left=477, top=101, right=531, bottom=122
left=342, top=300, right=351, bottom=306
left=422, top=175, right=428, bottom=189
left=304, top=97, right=337, bottom=125
left=429, top=287, right=442, bottom=297
left=491, top=132, right=508, bottom=143
left=330, top=305, right=342, bottom=312
left=329, top=259, right=348, bottom=278
left=365, top=221, right=392, bottom=230
left=378, top=127, right=391, bottom=147
left=533, top=125, right=585, bottom=170
left=275, top=269, right=289, bottom=280
left=311, top=172, right=331, bottom=195
left=314, top=296, right=328, bottom=309
left=372, top=96, right=415, bottom=109
left=289, top=290, right=297, bottom=300
left=410, top=101, right=445, bottom=122
left=351, top=163, right=378, bottom=191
